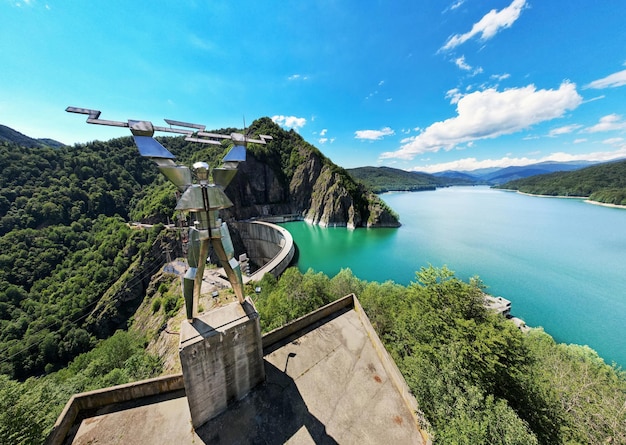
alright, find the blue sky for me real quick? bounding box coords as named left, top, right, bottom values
left=1, top=0, right=626, bottom=172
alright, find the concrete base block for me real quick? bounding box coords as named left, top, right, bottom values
left=179, top=297, right=265, bottom=429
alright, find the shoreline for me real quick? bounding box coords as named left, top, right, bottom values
left=503, top=190, right=626, bottom=210
left=584, top=199, right=626, bottom=210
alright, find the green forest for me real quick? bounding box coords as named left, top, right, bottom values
left=498, top=159, right=626, bottom=205
left=1, top=125, right=625, bottom=444
left=347, top=165, right=472, bottom=193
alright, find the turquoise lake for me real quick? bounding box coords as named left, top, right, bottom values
left=281, top=186, right=626, bottom=367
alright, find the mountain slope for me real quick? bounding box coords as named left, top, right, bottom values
left=347, top=166, right=476, bottom=193
left=0, top=124, right=64, bottom=148
left=497, top=159, right=626, bottom=205
left=225, top=118, right=400, bottom=227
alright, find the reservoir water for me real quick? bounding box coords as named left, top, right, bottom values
left=281, top=187, right=626, bottom=367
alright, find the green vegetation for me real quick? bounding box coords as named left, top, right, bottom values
left=347, top=166, right=474, bottom=193
left=0, top=133, right=234, bottom=379
left=0, top=330, right=161, bottom=445
left=498, top=159, right=626, bottom=205
left=253, top=267, right=626, bottom=444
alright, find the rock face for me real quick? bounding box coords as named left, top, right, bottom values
left=224, top=118, right=400, bottom=228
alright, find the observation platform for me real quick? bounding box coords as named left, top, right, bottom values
left=48, top=295, right=428, bottom=445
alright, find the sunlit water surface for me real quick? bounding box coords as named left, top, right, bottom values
left=281, top=187, right=626, bottom=367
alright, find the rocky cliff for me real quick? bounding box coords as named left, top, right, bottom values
left=223, top=118, right=400, bottom=228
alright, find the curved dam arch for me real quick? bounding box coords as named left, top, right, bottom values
left=232, top=221, right=295, bottom=282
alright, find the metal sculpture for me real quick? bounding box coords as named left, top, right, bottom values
left=66, top=107, right=272, bottom=321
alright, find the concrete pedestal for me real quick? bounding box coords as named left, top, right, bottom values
left=179, top=298, right=265, bottom=429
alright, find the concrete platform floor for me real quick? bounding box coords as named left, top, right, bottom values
left=68, top=308, right=425, bottom=445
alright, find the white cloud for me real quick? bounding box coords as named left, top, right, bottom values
left=603, top=137, right=624, bottom=145
left=410, top=146, right=626, bottom=174
left=446, top=88, right=462, bottom=104
left=288, top=74, right=309, bottom=81
left=381, top=82, right=583, bottom=160
left=450, top=0, right=465, bottom=10
left=453, top=56, right=483, bottom=75
left=455, top=56, right=472, bottom=71
left=585, top=114, right=626, bottom=133
left=319, top=138, right=328, bottom=144
left=584, top=69, right=626, bottom=89
left=441, top=0, right=527, bottom=51
left=574, top=138, right=587, bottom=144
left=271, top=115, right=307, bottom=130
left=355, top=127, right=395, bottom=141
left=378, top=80, right=385, bottom=86
left=491, top=73, right=510, bottom=81
left=548, top=124, right=582, bottom=137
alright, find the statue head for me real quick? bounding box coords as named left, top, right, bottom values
left=192, top=161, right=210, bottom=182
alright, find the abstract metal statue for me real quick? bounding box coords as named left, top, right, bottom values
left=66, top=107, right=272, bottom=321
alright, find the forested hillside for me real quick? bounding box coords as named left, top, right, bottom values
left=347, top=165, right=474, bottom=193
left=0, top=118, right=398, bottom=380
left=0, top=139, right=173, bottom=378
left=498, top=159, right=626, bottom=205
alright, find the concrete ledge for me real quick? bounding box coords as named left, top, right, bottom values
left=47, top=294, right=431, bottom=444
left=45, top=374, right=184, bottom=445
left=352, top=297, right=432, bottom=444
left=261, top=294, right=354, bottom=350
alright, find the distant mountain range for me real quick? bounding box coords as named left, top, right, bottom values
left=0, top=124, right=65, bottom=148
left=349, top=160, right=606, bottom=193
left=433, top=160, right=599, bottom=185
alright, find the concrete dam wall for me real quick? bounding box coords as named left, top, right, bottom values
left=232, top=221, right=296, bottom=281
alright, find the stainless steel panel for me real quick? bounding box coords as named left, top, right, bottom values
left=132, top=135, right=176, bottom=159
left=223, top=145, right=246, bottom=162
left=158, top=165, right=192, bottom=190
left=213, top=168, right=237, bottom=188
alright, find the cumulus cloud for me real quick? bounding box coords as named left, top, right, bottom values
left=320, top=128, right=327, bottom=136
left=355, top=127, right=395, bottom=141
left=584, top=69, right=626, bottom=89
left=380, top=82, right=583, bottom=160
left=441, top=0, right=527, bottom=51
left=585, top=114, right=626, bottom=133
left=272, top=115, right=307, bottom=130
